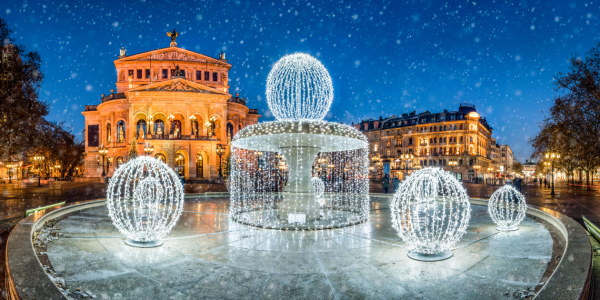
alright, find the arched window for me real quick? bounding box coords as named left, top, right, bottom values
left=172, top=120, right=182, bottom=138
left=106, top=123, right=111, bottom=144
left=439, top=126, right=442, bottom=131
left=238, top=125, right=242, bottom=131
left=117, top=121, right=125, bottom=143
left=116, top=157, right=124, bottom=168
left=196, top=153, right=203, bottom=178
left=443, top=125, right=446, bottom=131
left=154, top=153, right=166, bottom=163
left=429, top=126, right=432, bottom=132
left=136, top=120, right=147, bottom=139
left=460, top=136, right=463, bottom=143
left=454, top=124, right=457, bottom=130
left=175, top=154, right=185, bottom=176
left=154, top=120, right=165, bottom=137
left=460, top=124, right=463, bottom=130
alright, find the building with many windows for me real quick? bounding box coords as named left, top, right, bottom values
left=354, top=103, right=498, bottom=181
left=82, top=34, right=260, bottom=181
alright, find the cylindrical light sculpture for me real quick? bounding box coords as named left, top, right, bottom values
left=488, top=185, right=527, bottom=231
left=391, top=168, right=471, bottom=261
left=106, top=156, right=184, bottom=247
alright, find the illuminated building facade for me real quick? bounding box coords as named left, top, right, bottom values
left=82, top=35, right=260, bottom=181
left=355, top=103, right=496, bottom=181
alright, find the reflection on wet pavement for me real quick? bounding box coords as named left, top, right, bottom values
left=45, top=196, right=555, bottom=299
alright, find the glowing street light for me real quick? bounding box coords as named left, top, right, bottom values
left=545, top=152, right=560, bottom=195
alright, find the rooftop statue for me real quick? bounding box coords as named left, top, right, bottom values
left=167, top=29, right=179, bottom=47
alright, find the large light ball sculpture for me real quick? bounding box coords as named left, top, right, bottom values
left=106, top=156, right=184, bottom=247
left=266, top=53, right=333, bottom=121
left=229, top=53, right=369, bottom=230
left=391, top=168, right=471, bottom=261
left=488, top=185, right=527, bottom=231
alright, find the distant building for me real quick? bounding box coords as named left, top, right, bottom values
left=499, top=145, right=514, bottom=176
left=523, top=159, right=537, bottom=177
left=354, top=103, right=498, bottom=181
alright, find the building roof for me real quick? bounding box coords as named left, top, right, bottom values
left=355, top=103, right=493, bottom=132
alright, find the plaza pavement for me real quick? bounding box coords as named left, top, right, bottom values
left=0, top=180, right=599, bottom=299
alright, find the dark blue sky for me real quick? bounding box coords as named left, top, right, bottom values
left=3, top=0, right=599, bottom=160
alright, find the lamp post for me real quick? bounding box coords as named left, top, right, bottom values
left=473, top=165, right=480, bottom=183
left=487, top=167, right=494, bottom=184
left=400, top=154, right=414, bottom=180
left=216, top=144, right=225, bottom=178
left=34, top=156, right=45, bottom=186
left=144, top=143, right=154, bottom=156
left=448, top=160, right=458, bottom=180
left=545, top=152, right=559, bottom=196
left=99, top=145, right=108, bottom=177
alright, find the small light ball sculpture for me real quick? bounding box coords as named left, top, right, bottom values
left=391, top=168, right=471, bottom=261
left=266, top=53, right=334, bottom=121
left=488, top=185, right=527, bottom=231
left=106, top=156, right=184, bottom=247
left=312, top=177, right=325, bottom=201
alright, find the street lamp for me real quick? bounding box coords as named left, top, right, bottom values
left=98, top=145, right=108, bottom=177
left=216, top=144, right=226, bottom=178
left=473, top=165, right=480, bottom=183
left=33, top=156, right=45, bottom=186
left=400, top=153, right=414, bottom=180
left=144, top=143, right=154, bottom=156
left=448, top=160, right=458, bottom=179
left=545, top=152, right=560, bottom=196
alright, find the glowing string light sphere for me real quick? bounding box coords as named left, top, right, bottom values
left=488, top=185, right=527, bottom=231
left=229, top=53, right=369, bottom=230
left=266, top=53, right=333, bottom=121
left=391, top=168, right=471, bottom=261
left=106, top=156, right=184, bottom=247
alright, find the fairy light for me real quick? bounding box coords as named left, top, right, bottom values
left=312, top=177, right=325, bottom=199
left=488, top=185, right=527, bottom=231
left=391, top=167, right=471, bottom=261
left=266, top=53, right=333, bottom=121
left=106, top=156, right=184, bottom=247
left=229, top=53, right=368, bottom=230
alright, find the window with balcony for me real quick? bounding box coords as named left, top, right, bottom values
left=409, top=138, right=413, bottom=145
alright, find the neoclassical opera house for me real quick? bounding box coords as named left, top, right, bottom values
left=82, top=32, right=260, bottom=180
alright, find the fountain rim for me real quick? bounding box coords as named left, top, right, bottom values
left=4, top=195, right=592, bottom=300
left=231, top=120, right=368, bottom=152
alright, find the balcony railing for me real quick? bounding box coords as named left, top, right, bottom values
left=85, top=105, right=98, bottom=111
left=142, top=134, right=218, bottom=141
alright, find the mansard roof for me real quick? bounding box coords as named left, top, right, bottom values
left=356, top=103, right=492, bottom=132
left=115, top=46, right=231, bottom=68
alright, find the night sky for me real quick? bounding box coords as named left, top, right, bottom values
left=3, top=0, right=599, bottom=160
